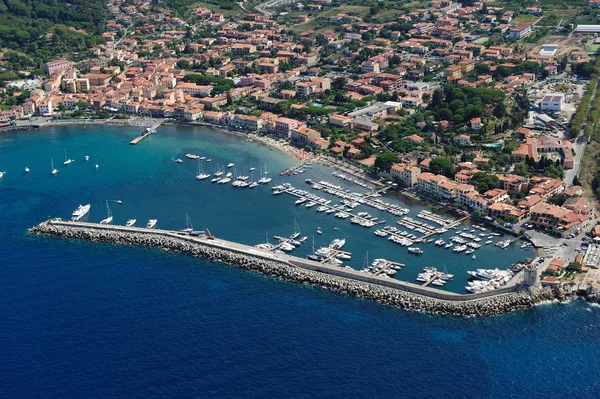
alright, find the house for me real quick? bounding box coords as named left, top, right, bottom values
left=406, top=134, right=424, bottom=144
left=540, top=94, right=564, bottom=111
left=275, top=117, right=305, bottom=138
left=470, top=117, right=482, bottom=130
left=44, top=59, right=71, bottom=75
left=453, top=134, right=471, bottom=146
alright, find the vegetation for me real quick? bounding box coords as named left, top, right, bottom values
left=429, top=157, right=455, bottom=178
left=374, top=151, right=399, bottom=172
left=0, top=0, right=108, bottom=67
left=429, top=86, right=506, bottom=127
left=470, top=172, right=499, bottom=194
left=184, top=74, right=235, bottom=92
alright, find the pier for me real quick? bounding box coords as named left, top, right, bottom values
left=422, top=272, right=443, bottom=287
left=372, top=260, right=405, bottom=276
left=129, top=121, right=163, bottom=145
left=280, top=155, right=316, bottom=176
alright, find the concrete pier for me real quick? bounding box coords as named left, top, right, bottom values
left=29, top=219, right=557, bottom=316
left=129, top=121, right=163, bottom=145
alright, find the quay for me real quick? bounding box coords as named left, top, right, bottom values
left=280, top=155, right=316, bottom=176
left=422, top=272, right=443, bottom=287
left=373, top=260, right=405, bottom=276
left=30, top=219, right=546, bottom=317
left=129, top=120, right=163, bottom=145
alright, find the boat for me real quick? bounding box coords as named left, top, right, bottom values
left=175, top=159, right=183, bottom=163
left=291, top=218, right=301, bottom=239
left=85, top=155, right=90, bottom=161
left=186, top=154, right=200, bottom=159
left=195, top=160, right=211, bottom=180
left=126, top=219, right=136, bottom=227
left=316, top=228, right=322, bottom=234
left=295, top=198, right=307, bottom=205
left=227, top=163, right=235, bottom=168
left=329, top=238, right=346, bottom=249
left=63, top=149, right=73, bottom=165
left=71, top=204, right=91, bottom=221
left=206, top=159, right=211, bottom=162
left=336, top=253, right=351, bottom=260
left=51, top=158, right=58, bottom=175
left=146, top=219, right=158, bottom=229
left=180, top=213, right=194, bottom=233
left=305, top=201, right=317, bottom=208
left=24, top=166, right=29, bottom=173
left=95, top=163, right=99, bottom=169
left=408, top=247, right=423, bottom=254
left=465, top=249, right=475, bottom=254
left=485, top=240, right=493, bottom=245
left=249, top=182, right=258, bottom=188
left=100, top=201, right=113, bottom=225
left=445, top=242, right=453, bottom=249
left=0, top=171, right=4, bottom=178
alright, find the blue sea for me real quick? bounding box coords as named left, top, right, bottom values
left=1, top=125, right=600, bottom=398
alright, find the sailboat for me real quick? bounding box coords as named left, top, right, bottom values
left=196, top=159, right=210, bottom=180
left=261, top=164, right=272, bottom=183
left=100, top=201, right=113, bottom=224
left=250, top=162, right=256, bottom=172
left=181, top=213, right=193, bottom=233
left=291, top=218, right=301, bottom=239
left=51, top=158, right=58, bottom=175
left=63, top=149, right=73, bottom=165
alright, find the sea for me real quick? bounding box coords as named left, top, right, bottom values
left=1, top=124, right=599, bottom=398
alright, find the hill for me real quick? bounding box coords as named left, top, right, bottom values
left=0, top=0, right=108, bottom=72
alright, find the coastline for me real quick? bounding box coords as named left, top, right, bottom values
left=30, top=219, right=568, bottom=317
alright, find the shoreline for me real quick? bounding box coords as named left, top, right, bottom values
left=30, top=219, right=571, bottom=317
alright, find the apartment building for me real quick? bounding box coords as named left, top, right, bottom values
left=391, top=163, right=421, bottom=187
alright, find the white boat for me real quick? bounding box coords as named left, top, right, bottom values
left=250, top=167, right=256, bottom=171
left=329, top=238, right=346, bottom=249
left=175, top=159, right=183, bottom=163
left=195, top=160, right=211, bottom=180
left=227, top=163, right=235, bottom=168
left=408, top=247, right=423, bottom=254
left=71, top=204, right=91, bottom=221
left=305, top=201, right=317, bottom=208
left=51, top=158, right=58, bottom=175
left=85, top=155, right=90, bottom=161
left=25, top=167, right=30, bottom=173
left=295, top=198, right=307, bottom=205
left=63, top=149, right=73, bottom=165
left=218, top=177, right=232, bottom=184
left=317, top=228, right=322, bottom=234
left=485, top=240, right=493, bottom=245
left=249, top=182, right=258, bottom=188
left=100, top=201, right=113, bottom=225
left=206, top=159, right=212, bottom=162
left=186, top=154, right=200, bottom=159
left=147, top=219, right=158, bottom=229
left=336, top=253, right=351, bottom=260
left=0, top=171, right=4, bottom=178
left=95, top=163, right=99, bottom=169
left=126, top=219, right=136, bottom=227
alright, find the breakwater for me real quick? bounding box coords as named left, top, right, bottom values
left=30, top=220, right=560, bottom=317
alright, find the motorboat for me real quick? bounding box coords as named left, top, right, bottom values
left=218, top=177, right=232, bottom=184
left=227, top=163, right=235, bottom=168
left=0, top=171, right=5, bottom=178
left=329, top=238, right=346, bottom=249
left=147, top=219, right=158, bottom=229
left=186, top=154, right=200, bottom=159
left=71, top=204, right=91, bottom=221
left=408, top=247, right=423, bottom=254
left=295, top=198, right=307, bottom=205
left=305, top=201, right=317, bottom=208
left=85, top=156, right=90, bottom=161
left=249, top=182, right=258, bottom=188
left=25, top=167, right=29, bottom=173
left=126, top=219, right=136, bottom=227
left=175, top=159, right=183, bottom=163
left=316, top=228, right=322, bottom=234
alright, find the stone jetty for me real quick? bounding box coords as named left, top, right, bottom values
left=29, top=220, right=561, bottom=317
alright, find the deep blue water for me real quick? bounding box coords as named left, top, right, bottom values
left=1, top=125, right=600, bottom=398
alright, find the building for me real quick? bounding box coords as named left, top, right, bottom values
left=391, top=163, right=421, bottom=187
left=275, top=117, right=304, bottom=138
left=508, top=24, right=532, bottom=40
left=529, top=202, right=590, bottom=237
left=453, top=134, right=471, bottom=146
left=60, top=78, right=90, bottom=93
left=575, top=25, right=600, bottom=33
left=291, top=126, right=321, bottom=148
left=43, top=60, right=71, bottom=75
left=540, top=94, right=564, bottom=111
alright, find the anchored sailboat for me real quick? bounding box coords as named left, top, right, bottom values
left=100, top=201, right=113, bottom=224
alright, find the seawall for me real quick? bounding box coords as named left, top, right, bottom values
left=29, top=220, right=559, bottom=317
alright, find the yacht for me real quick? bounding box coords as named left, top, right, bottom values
left=329, top=238, right=346, bottom=249
left=71, top=204, right=91, bottom=221
left=85, top=155, right=90, bottom=161
left=295, top=198, right=307, bottom=205
left=227, top=163, right=235, bottom=168
left=175, top=159, right=183, bottom=163
left=146, top=219, right=158, bottom=229
left=485, top=240, right=493, bottom=245
left=407, top=247, right=423, bottom=254
left=63, top=149, right=73, bottom=165
left=218, top=176, right=232, bottom=184
left=0, top=171, right=4, bottom=178
left=51, top=158, right=58, bottom=175
left=100, top=201, right=113, bottom=225
left=211, top=176, right=221, bottom=183
left=126, top=219, right=136, bottom=227
left=453, top=245, right=467, bottom=253
left=336, top=253, right=351, bottom=260
left=249, top=181, right=258, bottom=188
left=25, top=167, right=29, bottom=173
left=305, top=201, right=317, bottom=208
left=186, top=154, right=200, bottom=159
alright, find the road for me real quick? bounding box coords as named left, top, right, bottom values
left=565, top=135, right=586, bottom=186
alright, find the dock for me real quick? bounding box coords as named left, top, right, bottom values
left=280, top=155, right=316, bottom=176
left=129, top=120, right=162, bottom=145
left=373, top=260, right=405, bottom=276
left=422, top=272, right=443, bottom=287
left=318, top=248, right=352, bottom=264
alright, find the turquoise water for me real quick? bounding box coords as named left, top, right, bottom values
left=0, top=124, right=532, bottom=293
left=4, top=125, right=597, bottom=399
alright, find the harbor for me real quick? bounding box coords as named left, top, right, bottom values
left=129, top=120, right=163, bottom=145
left=30, top=218, right=548, bottom=317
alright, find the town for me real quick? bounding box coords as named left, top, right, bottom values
left=2, top=0, right=600, bottom=291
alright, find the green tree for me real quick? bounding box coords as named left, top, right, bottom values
left=429, top=157, right=455, bottom=177
left=374, top=151, right=399, bottom=172
left=470, top=172, right=499, bottom=193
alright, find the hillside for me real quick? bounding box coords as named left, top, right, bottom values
left=0, top=0, right=108, bottom=71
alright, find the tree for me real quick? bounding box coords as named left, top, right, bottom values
left=513, top=162, right=530, bottom=177
left=374, top=151, right=399, bottom=172
left=470, top=172, right=499, bottom=193
left=429, top=157, right=455, bottom=178
left=74, top=101, right=88, bottom=109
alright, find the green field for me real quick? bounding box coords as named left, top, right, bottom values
left=318, top=5, right=370, bottom=18
left=512, top=15, right=539, bottom=24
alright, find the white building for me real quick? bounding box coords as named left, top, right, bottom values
left=540, top=94, right=564, bottom=111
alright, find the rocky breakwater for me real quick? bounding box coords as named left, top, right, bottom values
left=30, top=221, right=558, bottom=317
